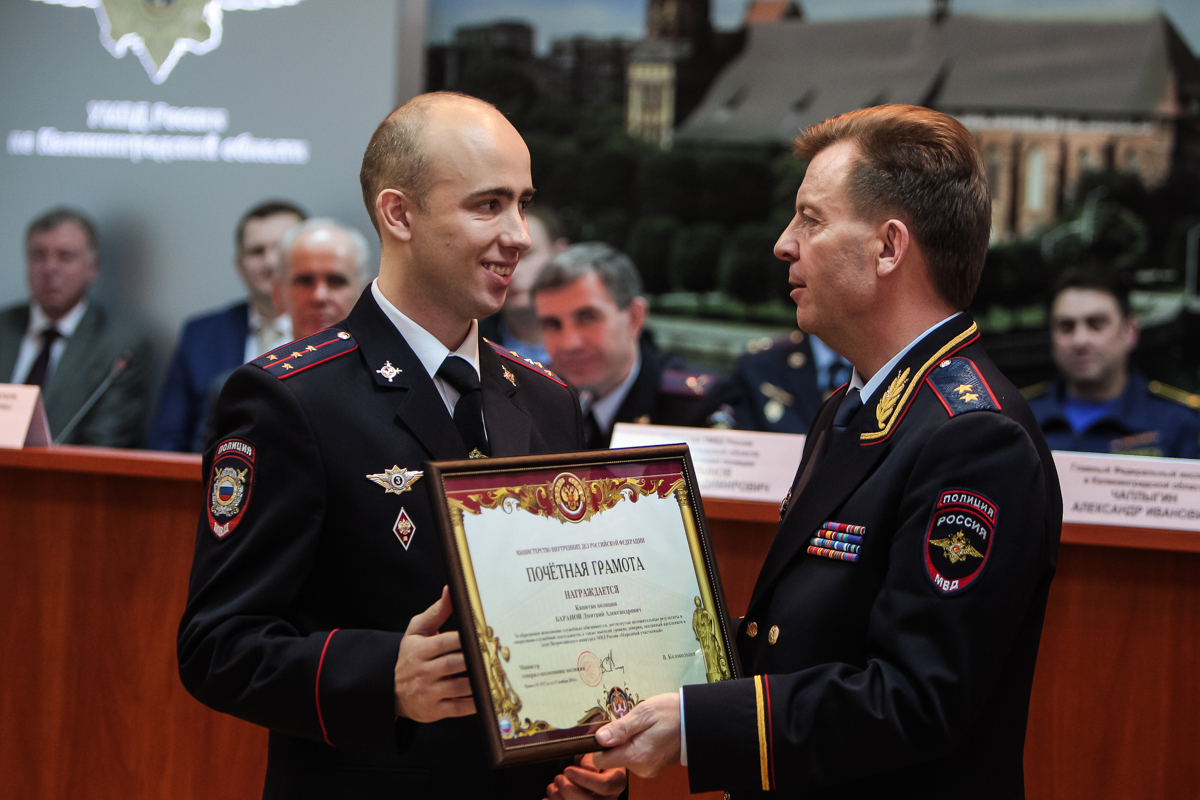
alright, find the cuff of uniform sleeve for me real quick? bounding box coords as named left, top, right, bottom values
left=683, top=677, right=768, bottom=794
left=312, top=628, right=404, bottom=752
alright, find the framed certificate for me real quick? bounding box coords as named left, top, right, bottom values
left=427, top=445, right=740, bottom=767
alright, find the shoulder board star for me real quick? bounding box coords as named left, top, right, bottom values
left=251, top=328, right=359, bottom=380
left=484, top=338, right=567, bottom=386
left=925, top=355, right=1000, bottom=419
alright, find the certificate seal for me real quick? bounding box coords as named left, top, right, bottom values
left=553, top=472, right=588, bottom=522
left=577, top=651, right=603, bottom=687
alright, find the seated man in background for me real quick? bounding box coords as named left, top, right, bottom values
left=273, top=218, right=369, bottom=339
left=148, top=200, right=306, bottom=452
left=729, top=329, right=853, bottom=434
left=532, top=242, right=723, bottom=448
left=1026, top=268, right=1199, bottom=458
left=0, top=208, right=151, bottom=447
left=195, top=218, right=369, bottom=449
left=479, top=204, right=567, bottom=365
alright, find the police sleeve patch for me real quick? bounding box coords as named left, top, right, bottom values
left=926, top=357, right=1000, bottom=416
left=206, top=438, right=255, bottom=539
left=923, top=488, right=997, bottom=595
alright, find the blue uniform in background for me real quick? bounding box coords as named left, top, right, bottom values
left=1025, top=371, right=1200, bottom=458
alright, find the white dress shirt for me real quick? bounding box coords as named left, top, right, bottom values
left=849, top=313, right=961, bottom=403
left=679, top=311, right=961, bottom=768
left=371, top=279, right=481, bottom=418
left=10, top=299, right=89, bottom=384
left=244, top=307, right=292, bottom=363
left=587, top=353, right=641, bottom=435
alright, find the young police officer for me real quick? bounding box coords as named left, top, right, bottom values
left=179, top=93, right=626, bottom=800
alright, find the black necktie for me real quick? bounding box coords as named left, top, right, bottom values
left=437, top=355, right=489, bottom=457
left=832, top=387, right=863, bottom=435
left=583, top=408, right=603, bottom=450
left=24, top=327, right=62, bottom=388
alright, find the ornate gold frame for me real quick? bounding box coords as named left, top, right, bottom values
left=427, top=445, right=740, bottom=767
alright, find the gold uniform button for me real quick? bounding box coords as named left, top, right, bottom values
left=746, top=621, right=758, bottom=638
left=787, top=351, right=806, bottom=369
left=768, top=625, right=779, bottom=645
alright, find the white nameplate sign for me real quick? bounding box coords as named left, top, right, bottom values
left=610, top=423, right=805, bottom=503
left=0, top=384, right=51, bottom=449
left=1054, top=451, right=1200, bottom=532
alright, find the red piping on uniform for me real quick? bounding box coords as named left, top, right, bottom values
left=960, top=357, right=1002, bottom=409
left=926, top=376, right=956, bottom=417
left=275, top=346, right=360, bottom=380
left=764, top=674, right=776, bottom=789
left=316, top=629, right=339, bottom=746
left=487, top=343, right=568, bottom=386
left=862, top=332, right=979, bottom=446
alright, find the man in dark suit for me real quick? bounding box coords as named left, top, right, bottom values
left=0, top=208, right=151, bottom=447
left=178, top=93, right=626, bottom=800
left=531, top=243, right=724, bottom=448
left=148, top=200, right=306, bottom=452
left=592, top=106, right=1062, bottom=799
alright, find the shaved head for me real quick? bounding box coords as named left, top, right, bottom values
left=359, top=92, right=505, bottom=234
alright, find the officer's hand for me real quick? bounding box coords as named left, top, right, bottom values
left=544, top=753, right=627, bottom=800
left=591, top=692, right=680, bottom=777
left=393, top=585, right=476, bottom=722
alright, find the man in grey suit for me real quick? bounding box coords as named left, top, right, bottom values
left=0, top=208, right=152, bottom=447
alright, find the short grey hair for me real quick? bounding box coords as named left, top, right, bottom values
left=530, top=242, right=643, bottom=309
left=279, top=218, right=371, bottom=278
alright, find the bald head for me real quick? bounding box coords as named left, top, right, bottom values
left=359, top=92, right=513, bottom=234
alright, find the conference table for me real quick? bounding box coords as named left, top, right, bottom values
left=1, top=446, right=1196, bottom=799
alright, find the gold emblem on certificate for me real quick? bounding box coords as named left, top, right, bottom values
left=428, top=445, right=738, bottom=766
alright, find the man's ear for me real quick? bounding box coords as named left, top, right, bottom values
left=876, top=218, right=911, bottom=279
left=1125, top=316, right=1140, bottom=352
left=627, top=296, right=648, bottom=335
left=376, top=189, right=416, bottom=243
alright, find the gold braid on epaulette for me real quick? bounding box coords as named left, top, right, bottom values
left=1148, top=380, right=1200, bottom=410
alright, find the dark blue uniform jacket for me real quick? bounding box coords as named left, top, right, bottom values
left=178, top=290, right=585, bottom=798
left=1026, top=372, right=1200, bottom=459
left=682, top=314, right=1062, bottom=799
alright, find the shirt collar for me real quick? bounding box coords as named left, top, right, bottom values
left=30, top=298, right=89, bottom=338
left=851, top=312, right=961, bottom=402
left=248, top=306, right=289, bottom=335
left=590, top=352, right=642, bottom=434
left=371, top=279, right=480, bottom=379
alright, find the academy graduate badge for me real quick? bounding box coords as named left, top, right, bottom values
left=924, top=488, right=997, bottom=595
left=207, top=438, right=255, bottom=539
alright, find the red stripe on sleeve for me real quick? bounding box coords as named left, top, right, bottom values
left=315, top=629, right=339, bottom=746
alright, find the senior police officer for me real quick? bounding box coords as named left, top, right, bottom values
left=1025, top=267, right=1199, bottom=458
left=178, top=92, right=626, bottom=800
left=532, top=242, right=724, bottom=447
left=590, top=105, right=1062, bottom=799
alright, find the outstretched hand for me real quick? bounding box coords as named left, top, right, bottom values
left=393, top=586, right=476, bottom=722
left=544, top=752, right=627, bottom=799
left=591, top=692, right=681, bottom=778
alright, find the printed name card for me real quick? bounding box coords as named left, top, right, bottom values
left=610, top=423, right=805, bottom=503
left=0, top=384, right=51, bottom=449
left=1054, top=451, right=1200, bottom=532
